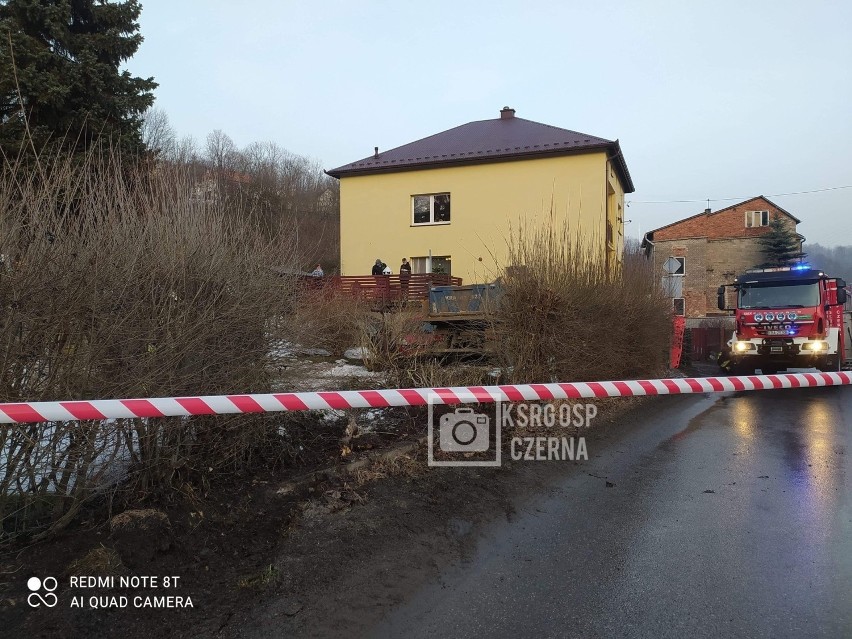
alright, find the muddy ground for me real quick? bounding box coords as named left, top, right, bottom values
left=1, top=391, right=670, bottom=638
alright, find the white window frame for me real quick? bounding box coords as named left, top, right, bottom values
left=663, top=256, right=686, bottom=276
left=411, top=255, right=451, bottom=275
left=745, top=210, right=769, bottom=228
left=412, top=193, right=451, bottom=226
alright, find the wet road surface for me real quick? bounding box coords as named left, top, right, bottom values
left=371, top=387, right=852, bottom=638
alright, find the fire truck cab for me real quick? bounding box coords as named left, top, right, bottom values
left=717, top=266, right=848, bottom=375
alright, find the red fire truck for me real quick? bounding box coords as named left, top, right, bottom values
left=717, top=266, right=850, bottom=375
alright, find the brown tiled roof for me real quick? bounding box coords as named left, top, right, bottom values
left=326, top=112, right=634, bottom=193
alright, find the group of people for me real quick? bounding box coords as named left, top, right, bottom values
left=371, top=258, right=411, bottom=276
left=372, top=258, right=412, bottom=298
left=309, top=258, right=413, bottom=282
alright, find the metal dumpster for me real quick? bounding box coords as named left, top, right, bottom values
left=429, top=284, right=500, bottom=316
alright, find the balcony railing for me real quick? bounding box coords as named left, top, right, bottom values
left=321, top=273, right=462, bottom=302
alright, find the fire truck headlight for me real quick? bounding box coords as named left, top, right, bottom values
left=805, top=341, right=828, bottom=352
left=765, top=312, right=776, bottom=321
left=754, top=313, right=764, bottom=322
left=734, top=342, right=753, bottom=352
left=787, top=311, right=798, bottom=321
left=776, top=312, right=787, bottom=321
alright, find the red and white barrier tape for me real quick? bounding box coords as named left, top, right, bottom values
left=1, top=372, right=850, bottom=424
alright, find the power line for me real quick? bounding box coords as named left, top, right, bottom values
left=626, top=184, right=852, bottom=205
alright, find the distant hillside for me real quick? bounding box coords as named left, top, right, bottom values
left=804, top=244, right=852, bottom=281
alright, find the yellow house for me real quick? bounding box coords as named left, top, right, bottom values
left=326, top=107, right=634, bottom=283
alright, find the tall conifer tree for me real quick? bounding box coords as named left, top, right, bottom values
left=756, top=215, right=805, bottom=267
left=0, top=0, right=156, bottom=159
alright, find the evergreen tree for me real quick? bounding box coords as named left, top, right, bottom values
left=756, top=214, right=805, bottom=267
left=0, top=0, right=156, bottom=159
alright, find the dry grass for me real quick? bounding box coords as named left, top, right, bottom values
left=237, top=564, right=279, bottom=589
left=496, top=219, right=672, bottom=383
left=65, top=545, right=126, bottom=577
left=353, top=454, right=423, bottom=485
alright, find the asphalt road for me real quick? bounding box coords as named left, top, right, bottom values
left=370, top=386, right=852, bottom=638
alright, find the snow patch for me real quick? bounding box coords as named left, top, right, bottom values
left=343, top=347, right=370, bottom=362
left=329, top=364, right=379, bottom=378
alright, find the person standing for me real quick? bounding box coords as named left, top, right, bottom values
left=399, top=258, right=412, bottom=299
left=311, top=264, right=324, bottom=277
left=372, top=258, right=389, bottom=301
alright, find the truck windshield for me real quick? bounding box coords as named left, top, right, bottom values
left=737, top=282, right=820, bottom=309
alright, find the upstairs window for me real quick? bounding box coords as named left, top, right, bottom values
left=413, top=193, right=451, bottom=225
left=662, top=256, right=685, bottom=276
left=745, top=210, right=769, bottom=227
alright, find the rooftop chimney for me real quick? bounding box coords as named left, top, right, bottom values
left=374, top=146, right=379, bottom=158
left=704, top=207, right=711, bottom=214
left=500, top=106, right=516, bottom=120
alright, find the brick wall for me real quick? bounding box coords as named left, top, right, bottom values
left=653, top=238, right=707, bottom=317
left=649, top=197, right=802, bottom=318
left=652, top=237, right=766, bottom=318
left=654, top=198, right=798, bottom=242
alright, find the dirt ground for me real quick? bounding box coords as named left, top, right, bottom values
left=1, top=395, right=656, bottom=638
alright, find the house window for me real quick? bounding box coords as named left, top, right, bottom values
left=745, top=210, right=769, bottom=228
left=662, top=275, right=683, bottom=298
left=411, top=255, right=451, bottom=275
left=663, top=256, right=685, bottom=276
left=662, top=256, right=685, bottom=299
left=673, top=298, right=685, bottom=316
left=412, top=193, right=451, bottom=225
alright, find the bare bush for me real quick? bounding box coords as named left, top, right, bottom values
left=496, top=217, right=672, bottom=383
left=0, top=144, right=301, bottom=541
left=284, top=287, right=371, bottom=357
left=360, top=311, right=491, bottom=388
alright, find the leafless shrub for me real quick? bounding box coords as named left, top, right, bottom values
left=0, top=143, right=302, bottom=541
left=495, top=216, right=672, bottom=383
left=142, top=110, right=341, bottom=272
left=284, top=287, right=371, bottom=357
left=360, top=311, right=491, bottom=388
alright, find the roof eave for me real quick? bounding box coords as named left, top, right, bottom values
left=759, top=196, right=801, bottom=223
left=327, top=143, right=622, bottom=180
left=606, top=140, right=635, bottom=194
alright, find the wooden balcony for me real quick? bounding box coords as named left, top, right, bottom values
left=304, top=273, right=462, bottom=305
left=339, top=273, right=460, bottom=301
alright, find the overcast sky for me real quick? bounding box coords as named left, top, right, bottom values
left=132, top=0, right=851, bottom=246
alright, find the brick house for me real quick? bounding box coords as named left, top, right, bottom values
left=641, top=196, right=804, bottom=358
